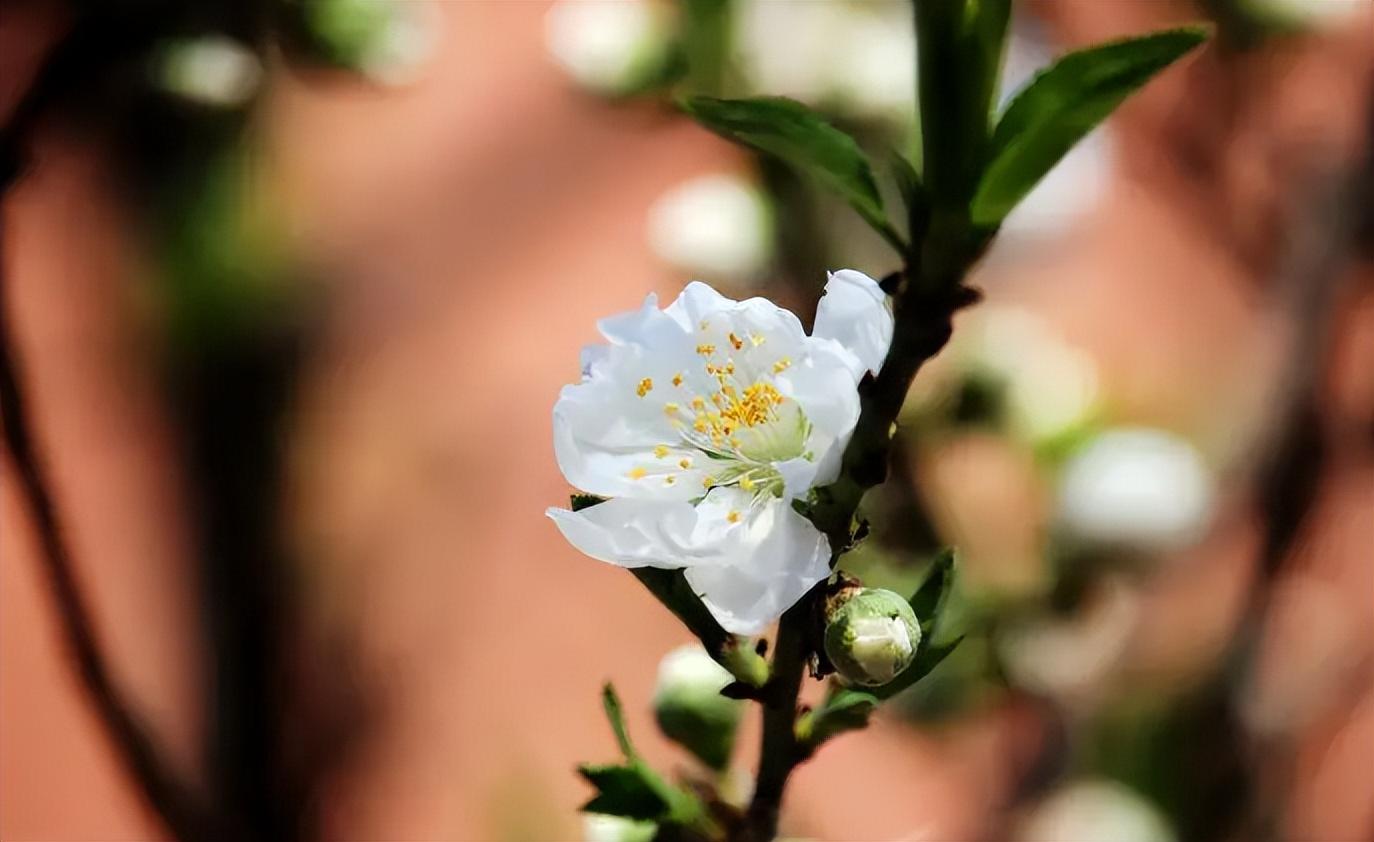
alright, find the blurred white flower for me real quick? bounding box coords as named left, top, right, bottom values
left=656, top=643, right=733, bottom=694
left=308, top=0, right=441, bottom=85
left=548, top=272, right=893, bottom=634
left=583, top=814, right=656, bottom=842
left=545, top=0, right=671, bottom=95
left=647, top=174, right=774, bottom=282
left=736, top=0, right=915, bottom=125
left=653, top=644, right=742, bottom=768
left=1247, top=0, right=1370, bottom=29
left=962, top=307, right=1101, bottom=445
left=158, top=36, right=263, bottom=108
left=998, top=576, right=1140, bottom=706
left=359, top=1, right=442, bottom=86
left=1057, top=428, right=1215, bottom=552
left=821, top=3, right=916, bottom=122
left=1018, top=779, right=1176, bottom=842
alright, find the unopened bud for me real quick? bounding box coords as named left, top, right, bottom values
left=653, top=645, right=743, bottom=770
left=824, top=588, right=921, bottom=687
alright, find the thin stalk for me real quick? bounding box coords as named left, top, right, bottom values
left=739, top=589, right=813, bottom=842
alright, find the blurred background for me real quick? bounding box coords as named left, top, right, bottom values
left=1, top=0, right=1371, bottom=840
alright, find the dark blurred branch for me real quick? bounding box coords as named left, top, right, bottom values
left=0, top=21, right=227, bottom=842
left=1183, top=87, right=1374, bottom=842
left=0, top=269, right=221, bottom=842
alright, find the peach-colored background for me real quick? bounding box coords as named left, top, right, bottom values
left=3, top=1, right=1372, bottom=840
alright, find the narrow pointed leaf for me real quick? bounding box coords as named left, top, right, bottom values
left=578, top=764, right=669, bottom=820
left=972, top=26, right=1208, bottom=226
left=909, top=547, right=956, bottom=634
left=681, top=95, right=905, bottom=252
left=601, top=683, right=636, bottom=759
left=803, top=687, right=880, bottom=749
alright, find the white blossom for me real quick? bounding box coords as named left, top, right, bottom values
left=158, top=37, right=263, bottom=108
left=1250, top=0, right=1370, bottom=29
left=1057, top=428, right=1215, bottom=552
left=647, top=174, right=774, bottom=282
left=946, top=306, right=1100, bottom=445
left=583, top=814, right=656, bottom=842
left=548, top=273, right=894, bottom=634
left=1018, top=779, right=1176, bottom=842
left=545, top=0, right=671, bottom=95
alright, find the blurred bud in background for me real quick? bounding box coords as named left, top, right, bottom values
left=1017, top=778, right=1176, bottom=842
left=736, top=0, right=914, bottom=127
left=545, top=0, right=674, bottom=96
left=962, top=307, right=1102, bottom=450
left=1239, top=0, right=1370, bottom=31
left=998, top=576, right=1141, bottom=708
left=1056, top=428, right=1216, bottom=554
left=647, top=173, right=774, bottom=283
left=824, top=588, right=921, bottom=687
left=156, top=36, right=263, bottom=109
left=653, top=644, right=743, bottom=771
left=582, top=813, right=657, bottom=842
left=304, top=0, right=441, bottom=84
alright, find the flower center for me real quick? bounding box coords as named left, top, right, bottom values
left=646, top=335, right=810, bottom=501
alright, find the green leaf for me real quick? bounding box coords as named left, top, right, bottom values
left=579, top=760, right=709, bottom=828
left=681, top=95, right=906, bottom=253
left=972, top=26, right=1208, bottom=226
left=909, top=547, right=957, bottom=638
left=802, top=686, right=880, bottom=749
left=578, top=764, right=670, bottom=820
left=601, top=683, right=636, bottom=759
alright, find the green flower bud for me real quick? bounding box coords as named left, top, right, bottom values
left=824, top=588, right=921, bottom=687
left=653, top=645, right=743, bottom=770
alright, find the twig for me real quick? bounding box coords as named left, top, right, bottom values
left=0, top=27, right=218, bottom=842
left=0, top=253, right=217, bottom=841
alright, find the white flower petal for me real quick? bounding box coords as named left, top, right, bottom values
left=547, top=497, right=708, bottom=569
left=598, top=292, right=683, bottom=348
left=683, top=498, right=831, bottom=634
left=775, top=342, right=863, bottom=487
left=812, top=269, right=893, bottom=377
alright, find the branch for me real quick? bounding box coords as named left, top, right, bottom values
left=0, top=255, right=217, bottom=841
left=0, top=28, right=218, bottom=842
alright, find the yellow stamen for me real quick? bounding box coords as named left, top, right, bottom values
left=727, top=510, right=741, bottom=524
left=653, top=445, right=670, bottom=459
left=678, top=458, right=692, bottom=469
left=628, top=467, right=647, bottom=480
left=636, top=377, right=653, bottom=397
left=696, top=344, right=716, bottom=356
left=773, top=357, right=792, bottom=374
left=728, top=332, right=744, bottom=350
left=672, top=372, right=683, bottom=387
